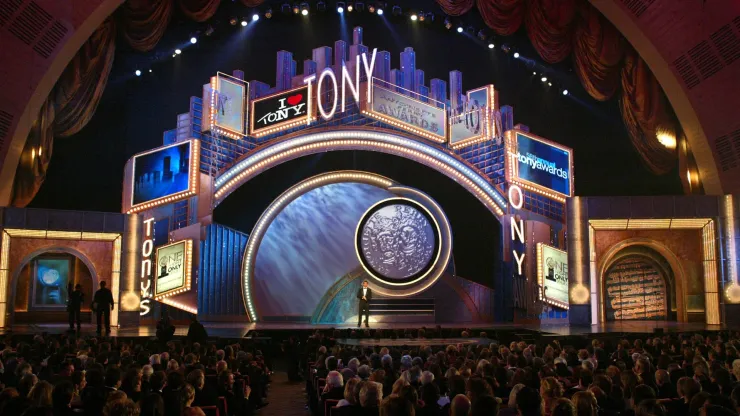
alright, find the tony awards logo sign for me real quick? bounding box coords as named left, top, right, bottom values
left=252, top=87, right=309, bottom=134
left=154, top=241, right=187, bottom=296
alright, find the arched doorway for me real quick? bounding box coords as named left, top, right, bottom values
left=12, top=249, right=96, bottom=324
left=600, top=243, right=686, bottom=322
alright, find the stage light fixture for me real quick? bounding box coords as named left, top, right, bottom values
left=347, top=2, right=353, bottom=11
left=541, top=76, right=547, bottom=82
left=317, top=1, right=326, bottom=12
left=562, top=89, right=568, bottom=95
left=392, top=5, right=401, bottom=16
left=336, top=2, right=344, bottom=13
left=229, top=17, right=238, bottom=25
left=426, top=12, right=434, bottom=22
left=252, top=13, right=259, bottom=21
left=301, top=8, right=308, bottom=15
left=478, top=30, right=486, bottom=40
left=548, top=82, right=552, bottom=86
left=281, top=3, right=291, bottom=14
left=488, top=43, right=494, bottom=49
left=300, top=2, right=309, bottom=15
left=175, top=49, right=182, bottom=54
left=410, top=14, right=417, bottom=21
left=501, top=44, right=510, bottom=53
left=135, top=70, right=141, bottom=76
left=513, top=52, right=520, bottom=58
left=265, top=8, right=273, bottom=18
left=172, top=54, right=176, bottom=57
left=368, top=4, right=375, bottom=13
left=190, top=37, right=197, bottom=44
left=418, top=11, right=425, bottom=21
left=533, top=71, right=537, bottom=75
left=376, top=8, right=383, bottom=15
left=456, top=26, right=463, bottom=33
left=444, top=18, right=452, bottom=29
left=240, top=19, right=247, bottom=26
left=293, top=3, right=300, bottom=14
left=149, top=69, right=152, bottom=73
left=354, top=2, right=364, bottom=12
left=205, top=25, right=214, bottom=36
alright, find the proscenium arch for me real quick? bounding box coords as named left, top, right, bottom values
left=240, top=170, right=454, bottom=322
left=597, top=238, right=689, bottom=323
left=8, top=246, right=100, bottom=324
left=214, top=128, right=507, bottom=219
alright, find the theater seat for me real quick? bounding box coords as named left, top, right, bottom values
left=324, top=399, right=339, bottom=416
left=199, top=406, right=219, bottom=416
left=217, top=396, right=228, bottom=416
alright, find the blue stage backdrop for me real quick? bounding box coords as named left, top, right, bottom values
left=253, top=182, right=394, bottom=319
left=132, top=142, right=191, bottom=206
left=515, top=133, right=571, bottom=196
left=198, top=224, right=249, bottom=318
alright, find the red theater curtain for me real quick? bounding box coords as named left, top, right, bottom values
left=572, top=4, right=624, bottom=101
left=122, top=0, right=173, bottom=52
left=620, top=49, right=676, bottom=175
left=180, top=0, right=221, bottom=22
left=476, top=0, right=524, bottom=36
left=524, top=0, right=576, bottom=64
left=436, top=0, right=476, bottom=17
left=11, top=20, right=117, bottom=206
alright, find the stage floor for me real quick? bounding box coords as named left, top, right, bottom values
left=0, top=320, right=727, bottom=339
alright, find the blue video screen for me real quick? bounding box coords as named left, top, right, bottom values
left=34, top=258, right=70, bottom=307
left=132, top=142, right=191, bottom=206
left=515, top=134, right=571, bottom=196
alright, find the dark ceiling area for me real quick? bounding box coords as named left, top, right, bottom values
left=28, top=0, right=682, bottom=213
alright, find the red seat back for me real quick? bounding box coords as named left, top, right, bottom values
left=199, top=406, right=219, bottom=416
left=324, top=399, right=340, bottom=416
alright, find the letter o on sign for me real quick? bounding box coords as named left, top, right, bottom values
left=508, top=184, right=524, bottom=210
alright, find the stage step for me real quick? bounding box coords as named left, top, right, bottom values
left=369, top=298, right=434, bottom=316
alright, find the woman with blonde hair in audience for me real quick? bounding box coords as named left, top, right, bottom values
left=540, top=377, right=564, bottom=416
left=572, top=391, right=598, bottom=416
left=391, top=377, right=410, bottom=396
left=336, top=377, right=361, bottom=408
left=28, top=380, right=53, bottom=407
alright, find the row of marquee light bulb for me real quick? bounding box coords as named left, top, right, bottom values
left=130, top=1, right=570, bottom=96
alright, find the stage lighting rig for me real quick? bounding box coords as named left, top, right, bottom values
left=205, top=25, right=214, bottom=36
left=392, top=5, right=401, bottom=16
left=265, top=8, right=273, bottom=18
left=418, top=11, right=425, bottom=22
left=410, top=13, right=417, bottom=21
left=229, top=17, right=238, bottom=25
left=347, top=2, right=353, bottom=12
left=252, top=13, right=260, bottom=21
left=377, top=7, right=383, bottom=15
left=281, top=3, right=291, bottom=14
left=513, top=52, right=520, bottom=58
left=562, top=89, right=569, bottom=95
left=477, top=29, right=486, bottom=40
left=300, top=2, right=309, bottom=15
left=425, top=12, right=434, bottom=22
left=336, top=2, right=345, bottom=13
left=354, top=2, right=364, bottom=12
left=444, top=17, right=452, bottom=29
left=317, top=1, right=326, bottom=12
left=293, top=3, right=300, bottom=14
left=241, top=19, right=248, bottom=26
left=368, top=3, right=375, bottom=13
left=456, top=26, right=463, bottom=33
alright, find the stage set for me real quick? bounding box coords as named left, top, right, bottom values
left=0, top=27, right=739, bottom=337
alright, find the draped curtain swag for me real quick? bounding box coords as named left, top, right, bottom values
left=13, top=0, right=678, bottom=206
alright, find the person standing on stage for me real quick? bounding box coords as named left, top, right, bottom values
left=92, top=281, right=114, bottom=335
left=67, top=284, right=84, bottom=332
left=356, top=280, right=372, bottom=328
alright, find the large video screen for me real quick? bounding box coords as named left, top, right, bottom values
left=33, top=258, right=70, bottom=308
left=215, top=75, right=247, bottom=135
left=155, top=240, right=189, bottom=297
left=538, top=244, right=568, bottom=309
left=132, top=141, right=192, bottom=207
left=251, top=86, right=310, bottom=136
left=369, top=84, right=447, bottom=142
left=514, top=133, right=572, bottom=197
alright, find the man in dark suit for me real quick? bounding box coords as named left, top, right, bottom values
left=356, top=280, right=372, bottom=328
left=67, top=284, right=84, bottom=332
left=92, top=281, right=114, bottom=335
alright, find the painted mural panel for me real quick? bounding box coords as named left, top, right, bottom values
left=605, top=256, right=667, bottom=321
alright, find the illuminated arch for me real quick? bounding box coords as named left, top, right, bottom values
left=240, top=170, right=453, bottom=321
left=214, top=128, right=507, bottom=217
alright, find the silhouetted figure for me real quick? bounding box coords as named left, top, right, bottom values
left=92, top=281, right=114, bottom=335
left=67, top=284, right=84, bottom=332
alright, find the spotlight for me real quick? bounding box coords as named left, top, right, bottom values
left=336, top=1, right=344, bottom=13
left=300, top=2, right=309, bottom=15
left=548, top=82, right=552, bottom=86
left=392, top=5, right=401, bottom=16
left=190, top=37, right=197, bottom=44
left=418, top=11, right=425, bottom=22
left=477, top=30, right=486, bottom=40
left=135, top=70, right=141, bottom=76
left=265, top=8, right=273, bottom=18
left=205, top=25, right=214, bottom=36
left=172, top=54, right=176, bottom=57
left=444, top=17, right=452, bottom=29
left=347, top=2, right=353, bottom=12
left=533, top=71, right=537, bottom=75
left=513, top=52, right=520, bottom=58
left=175, top=49, right=182, bottom=54
left=240, top=19, right=247, bottom=26
left=562, top=89, right=568, bottom=95
left=410, top=14, right=417, bottom=21
left=293, top=3, right=300, bottom=14
left=501, top=44, right=510, bottom=53
left=488, top=43, right=494, bottom=49
left=368, top=4, right=375, bottom=13
left=317, top=1, right=326, bottom=12
left=149, top=69, right=152, bottom=73
left=252, top=13, right=259, bottom=21
left=229, top=17, right=238, bottom=25
left=301, top=8, right=308, bottom=15
left=456, top=26, right=463, bottom=33
left=376, top=8, right=383, bottom=15
left=541, top=76, right=547, bottom=82
left=426, top=12, right=434, bottom=22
